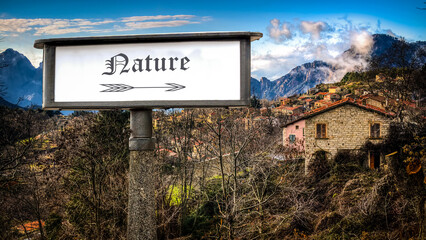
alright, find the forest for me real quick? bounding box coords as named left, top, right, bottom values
left=0, top=103, right=425, bottom=239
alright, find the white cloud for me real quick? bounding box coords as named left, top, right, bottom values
left=74, top=19, right=115, bottom=26
left=300, top=21, right=330, bottom=40
left=268, top=19, right=292, bottom=42
left=253, top=17, right=377, bottom=80
left=121, top=15, right=195, bottom=22
left=34, top=25, right=90, bottom=36
left=0, top=15, right=203, bottom=36
left=350, top=30, right=374, bottom=54
left=123, top=20, right=198, bottom=30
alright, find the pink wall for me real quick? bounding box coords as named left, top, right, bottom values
left=283, top=120, right=305, bottom=151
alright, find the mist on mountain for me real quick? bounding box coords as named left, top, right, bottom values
left=251, top=34, right=426, bottom=100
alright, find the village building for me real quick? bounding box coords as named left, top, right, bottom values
left=354, top=89, right=369, bottom=96
left=315, top=92, right=328, bottom=99
left=273, top=105, right=304, bottom=115
left=328, top=86, right=341, bottom=93
left=323, top=93, right=341, bottom=102
left=278, top=97, right=291, bottom=106
left=359, top=94, right=417, bottom=110
left=359, top=94, right=389, bottom=110
left=282, top=118, right=305, bottom=153
left=298, top=95, right=310, bottom=101
left=303, top=98, right=315, bottom=110
left=282, top=98, right=394, bottom=173
left=314, top=100, right=331, bottom=109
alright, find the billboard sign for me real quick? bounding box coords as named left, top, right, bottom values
left=34, top=32, right=262, bottom=109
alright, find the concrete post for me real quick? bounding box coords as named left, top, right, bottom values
left=128, top=109, right=157, bottom=240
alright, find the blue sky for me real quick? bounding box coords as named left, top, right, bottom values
left=1, top=0, right=425, bottom=79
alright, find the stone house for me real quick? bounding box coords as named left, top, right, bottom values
left=282, top=98, right=394, bottom=173
left=359, top=94, right=389, bottom=110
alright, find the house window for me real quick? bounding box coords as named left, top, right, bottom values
left=296, top=125, right=299, bottom=130
left=370, top=123, right=380, bottom=138
left=289, top=134, right=296, bottom=144
left=316, top=123, right=327, bottom=138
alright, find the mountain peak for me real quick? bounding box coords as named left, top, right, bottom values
left=1, top=48, right=24, bottom=58
left=0, top=48, right=33, bottom=68
left=0, top=49, right=42, bottom=107
left=372, top=33, right=399, bottom=42
left=260, top=77, right=270, bottom=82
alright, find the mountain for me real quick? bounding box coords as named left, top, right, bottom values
left=0, top=49, right=42, bottom=107
left=251, top=61, right=334, bottom=99
left=272, top=61, right=334, bottom=98
left=252, top=34, right=426, bottom=100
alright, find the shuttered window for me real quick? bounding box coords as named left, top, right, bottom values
left=316, top=123, right=327, bottom=138
left=289, top=134, right=296, bottom=144
left=370, top=123, right=380, bottom=138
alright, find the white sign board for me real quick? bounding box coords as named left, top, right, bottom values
left=35, top=32, right=262, bottom=109
left=55, top=41, right=240, bottom=102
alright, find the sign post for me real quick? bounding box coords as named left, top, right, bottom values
left=35, top=32, right=262, bottom=239
left=128, top=109, right=156, bottom=239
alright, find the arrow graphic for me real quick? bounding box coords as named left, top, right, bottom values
left=100, top=83, right=185, bottom=92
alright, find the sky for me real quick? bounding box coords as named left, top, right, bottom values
left=1, top=0, right=425, bottom=80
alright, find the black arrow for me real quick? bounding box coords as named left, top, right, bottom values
left=100, top=83, right=185, bottom=92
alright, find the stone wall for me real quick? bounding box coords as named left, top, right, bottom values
left=304, top=104, right=391, bottom=172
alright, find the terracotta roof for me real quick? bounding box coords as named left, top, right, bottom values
left=315, top=100, right=332, bottom=105
left=316, top=92, right=328, bottom=95
left=360, top=94, right=387, bottom=102
left=282, top=98, right=394, bottom=127
left=307, top=98, right=394, bottom=117
left=276, top=105, right=302, bottom=111
left=305, top=99, right=314, bottom=102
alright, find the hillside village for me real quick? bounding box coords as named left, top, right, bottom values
left=0, top=62, right=424, bottom=239
left=1, top=37, right=425, bottom=239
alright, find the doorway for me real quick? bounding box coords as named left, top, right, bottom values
left=369, top=151, right=380, bottom=169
